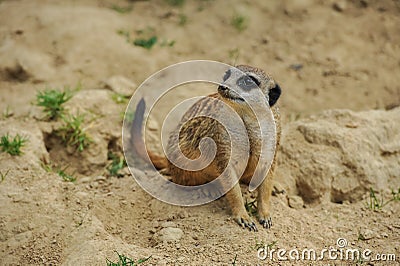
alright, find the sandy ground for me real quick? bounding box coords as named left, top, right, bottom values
left=0, top=0, right=399, bottom=265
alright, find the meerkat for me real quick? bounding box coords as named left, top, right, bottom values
left=131, top=65, right=281, bottom=231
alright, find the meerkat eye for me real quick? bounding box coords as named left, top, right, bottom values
left=223, top=69, right=231, bottom=81
left=249, top=75, right=261, bottom=86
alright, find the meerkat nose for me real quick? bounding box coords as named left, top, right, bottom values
left=218, top=85, right=228, bottom=91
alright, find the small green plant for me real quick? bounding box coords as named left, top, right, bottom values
left=367, top=188, right=384, bottom=210
left=159, top=39, right=176, bottom=47
left=135, top=27, right=155, bottom=36
left=117, top=29, right=131, bottom=43
left=110, top=4, right=133, bottom=14
left=231, top=254, right=237, bottom=265
left=36, top=88, right=74, bottom=120
left=133, top=36, right=158, bottom=49
left=106, top=251, right=151, bottom=266
left=57, top=166, right=76, bottom=182
left=2, top=106, right=13, bottom=118
left=121, top=109, right=135, bottom=126
left=391, top=188, right=400, bottom=201
left=266, top=240, right=277, bottom=250
left=178, top=13, right=188, bottom=26
left=0, top=133, right=28, bottom=156
left=245, top=199, right=257, bottom=216
left=0, top=169, right=10, bottom=182
left=254, top=238, right=277, bottom=251
left=107, top=152, right=126, bottom=177
left=228, top=48, right=240, bottom=64
left=112, top=93, right=129, bottom=104
left=254, top=238, right=265, bottom=251
left=197, top=0, right=213, bottom=11
left=57, top=114, right=91, bottom=152
left=118, top=27, right=174, bottom=50
left=231, top=14, right=248, bottom=32
left=358, top=231, right=366, bottom=241
left=366, top=187, right=400, bottom=210
left=40, top=161, right=76, bottom=182
left=40, top=160, right=53, bottom=173
left=165, top=0, right=185, bottom=7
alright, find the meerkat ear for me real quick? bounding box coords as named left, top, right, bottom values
left=268, top=83, right=281, bottom=107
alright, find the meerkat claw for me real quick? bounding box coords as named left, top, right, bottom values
left=259, top=217, right=272, bottom=229
left=249, top=222, right=258, bottom=232
left=235, top=217, right=258, bottom=232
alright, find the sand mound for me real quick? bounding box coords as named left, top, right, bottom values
left=278, top=107, right=400, bottom=204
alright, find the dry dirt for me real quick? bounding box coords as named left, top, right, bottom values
left=0, top=0, right=400, bottom=265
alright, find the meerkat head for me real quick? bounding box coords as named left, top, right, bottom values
left=217, top=65, right=281, bottom=107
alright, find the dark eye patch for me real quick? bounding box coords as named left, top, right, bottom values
left=237, top=75, right=258, bottom=90
left=223, top=69, right=231, bottom=81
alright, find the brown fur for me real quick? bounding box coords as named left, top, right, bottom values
left=131, top=65, right=281, bottom=231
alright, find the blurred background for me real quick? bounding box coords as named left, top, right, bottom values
left=1, top=0, right=399, bottom=121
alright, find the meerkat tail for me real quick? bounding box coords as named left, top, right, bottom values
left=130, top=98, right=168, bottom=169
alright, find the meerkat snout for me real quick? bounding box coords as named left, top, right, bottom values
left=217, top=85, right=229, bottom=92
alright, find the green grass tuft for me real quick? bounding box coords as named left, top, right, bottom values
left=165, top=0, right=185, bottom=7
left=107, top=152, right=127, bottom=177
left=160, top=39, right=176, bottom=47
left=118, top=27, right=174, bottom=50
left=367, top=188, right=384, bottom=210
left=40, top=161, right=53, bottom=173
left=57, top=165, right=76, bottom=182
left=178, top=13, right=188, bottom=26
left=133, top=36, right=158, bottom=49
left=122, top=109, right=135, bottom=126
left=40, top=161, right=76, bottom=182
left=228, top=48, right=240, bottom=64
left=0, top=133, right=28, bottom=156
left=0, top=169, right=10, bottom=182
left=244, top=199, right=257, bottom=216
left=254, top=238, right=265, bottom=251
left=112, top=93, right=129, bottom=104
left=358, top=231, right=366, bottom=241
left=266, top=240, right=277, bottom=250
left=231, top=254, right=238, bottom=265
left=366, top=187, right=400, bottom=210
left=36, top=88, right=74, bottom=120
left=110, top=4, right=133, bottom=14
left=231, top=14, right=248, bottom=32
left=57, top=114, right=91, bottom=152
left=2, top=106, right=13, bottom=119
left=254, top=238, right=277, bottom=251
left=117, top=29, right=131, bottom=43
left=391, top=188, right=400, bottom=201
left=106, top=251, right=151, bottom=266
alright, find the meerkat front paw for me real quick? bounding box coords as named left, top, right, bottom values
left=258, top=216, right=272, bottom=229
left=233, top=213, right=258, bottom=232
